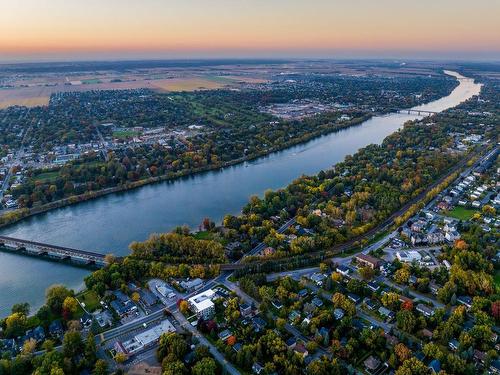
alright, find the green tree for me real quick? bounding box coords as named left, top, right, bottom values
left=157, top=332, right=188, bottom=361
left=46, top=285, right=72, bottom=314
left=93, top=359, right=108, bottom=375
left=11, top=303, right=30, bottom=316
left=62, top=331, right=83, bottom=359
left=5, top=313, right=27, bottom=338
left=192, top=357, right=217, bottom=375
left=396, top=310, right=416, bottom=333
left=395, top=357, right=429, bottom=375
left=162, top=360, right=187, bottom=375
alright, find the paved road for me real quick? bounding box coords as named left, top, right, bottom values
left=380, top=278, right=445, bottom=309
left=172, top=309, right=241, bottom=375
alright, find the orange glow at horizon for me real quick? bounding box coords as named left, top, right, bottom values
left=1, top=0, right=499, bottom=59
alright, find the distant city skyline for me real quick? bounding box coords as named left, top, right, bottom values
left=1, top=0, right=499, bottom=62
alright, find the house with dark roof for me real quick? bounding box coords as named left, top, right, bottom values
left=363, top=298, right=378, bottom=310
left=139, top=289, right=158, bottom=307
left=49, top=320, right=63, bottom=338
left=298, top=289, right=308, bottom=298
left=286, top=337, right=297, bottom=349
left=311, top=297, right=324, bottom=308
left=367, top=281, right=380, bottom=292
left=347, top=293, right=361, bottom=304
left=252, top=316, right=267, bottom=333
left=428, top=359, right=441, bottom=373
left=33, top=326, right=45, bottom=342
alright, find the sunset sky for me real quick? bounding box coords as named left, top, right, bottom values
left=1, top=0, right=499, bottom=61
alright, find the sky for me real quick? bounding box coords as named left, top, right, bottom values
left=0, top=0, right=499, bottom=61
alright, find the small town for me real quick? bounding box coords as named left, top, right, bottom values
left=0, top=3, right=499, bottom=373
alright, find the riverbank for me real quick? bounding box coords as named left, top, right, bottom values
left=0, top=71, right=481, bottom=317
left=0, top=114, right=372, bottom=229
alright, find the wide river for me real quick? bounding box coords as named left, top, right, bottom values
left=0, top=71, right=481, bottom=317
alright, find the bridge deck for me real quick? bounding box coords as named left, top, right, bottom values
left=0, top=235, right=107, bottom=259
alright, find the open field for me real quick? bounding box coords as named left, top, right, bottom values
left=223, top=75, right=269, bottom=84
left=33, top=170, right=60, bottom=183
left=0, top=88, right=50, bottom=108
left=113, top=130, right=141, bottom=139
left=150, top=77, right=228, bottom=91
left=446, top=206, right=478, bottom=220
left=0, top=76, right=237, bottom=108
left=77, top=290, right=101, bottom=312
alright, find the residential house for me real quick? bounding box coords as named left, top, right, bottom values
left=445, top=231, right=461, bottom=242
left=286, top=337, right=297, bottom=349
left=364, top=356, right=381, bottom=374
left=309, top=272, right=326, bottom=286
left=347, top=293, right=361, bottom=304
left=367, top=281, right=380, bottom=292
left=49, top=320, right=63, bottom=338
left=355, top=253, right=381, bottom=269
left=378, top=306, right=395, bottom=321
left=311, top=297, right=324, bottom=308
left=457, top=295, right=473, bottom=309
left=448, top=339, right=459, bottom=351
left=218, top=329, right=232, bottom=342
left=252, top=316, right=267, bottom=332
left=429, top=359, right=441, bottom=373
left=240, top=303, right=253, bottom=318
left=335, top=265, right=351, bottom=277
left=333, top=308, right=345, bottom=320
left=293, top=343, right=309, bottom=358
left=298, top=289, right=308, bottom=299
left=271, top=300, right=283, bottom=310
left=416, top=303, right=435, bottom=317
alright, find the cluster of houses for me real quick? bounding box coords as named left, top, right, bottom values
left=0, top=320, right=64, bottom=356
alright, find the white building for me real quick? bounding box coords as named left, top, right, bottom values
left=396, top=251, right=422, bottom=263
left=118, top=319, right=176, bottom=355
left=188, top=289, right=216, bottom=319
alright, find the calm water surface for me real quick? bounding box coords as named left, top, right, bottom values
left=0, top=71, right=481, bottom=316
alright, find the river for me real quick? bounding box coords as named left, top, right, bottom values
left=0, top=71, right=481, bottom=317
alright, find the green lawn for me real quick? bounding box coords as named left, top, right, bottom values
left=446, top=206, right=478, bottom=220
left=193, top=231, right=212, bottom=240
left=112, top=130, right=140, bottom=139
left=33, top=170, right=60, bottom=182
left=77, top=290, right=101, bottom=312
left=82, top=79, right=102, bottom=84
left=495, top=271, right=500, bottom=290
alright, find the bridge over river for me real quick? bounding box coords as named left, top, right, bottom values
left=0, top=235, right=109, bottom=267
